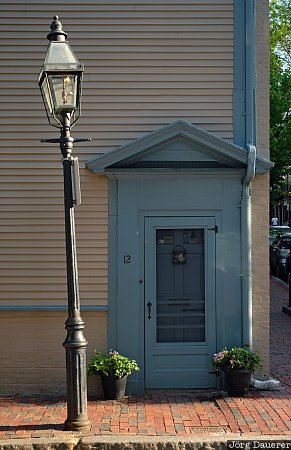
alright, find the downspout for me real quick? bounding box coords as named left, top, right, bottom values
left=241, top=145, right=256, bottom=350
left=240, top=3, right=281, bottom=390
left=245, top=163, right=281, bottom=385
left=242, top=155, right=281, bottom=392
left=241, top=1, right=255, bottom=350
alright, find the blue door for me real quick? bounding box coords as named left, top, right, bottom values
left=145, top=216, right=217, bottom=388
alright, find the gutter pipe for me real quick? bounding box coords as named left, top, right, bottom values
left=240, top=5, right=280, bottom=389
left=240, top=1, right=256, bottom=351
left=241, top=145, right=256, bottom=350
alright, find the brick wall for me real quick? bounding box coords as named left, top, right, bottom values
left=0, top=311, right=107, bottom=396
left=252, top=0, right=270, bottom=377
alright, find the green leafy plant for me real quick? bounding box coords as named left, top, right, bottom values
left=211, top=347, right=262, bottom=372
left=88, top=350, right=140, bottom=378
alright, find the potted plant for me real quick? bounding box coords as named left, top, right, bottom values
left=88, top=350, right=140, bottom=400
left=211, top=347, right=262, bottom=396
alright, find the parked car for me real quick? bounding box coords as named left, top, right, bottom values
left=269, top=226, right=291, bottom=245
left=269, top=232, right=291, bottom=279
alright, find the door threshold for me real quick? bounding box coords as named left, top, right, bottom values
left=145, top=388, right=219, bottom=397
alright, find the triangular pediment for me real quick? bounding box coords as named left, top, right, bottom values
left=86, top=120, right=273, bottom=174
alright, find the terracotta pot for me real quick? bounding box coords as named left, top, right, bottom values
left=100, top=374, right=128, bottom=400
left=224, top=369, right=252, bottom=396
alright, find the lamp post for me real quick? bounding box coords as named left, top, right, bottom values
left=38, top=16, right=91, bottom=431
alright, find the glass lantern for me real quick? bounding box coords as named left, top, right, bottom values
left=39, top=40, right=84, bottom=127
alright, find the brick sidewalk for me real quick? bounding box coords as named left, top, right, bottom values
left=0, top=276, right=290, bottom=440
left=270, top=278, right=291, bottom=388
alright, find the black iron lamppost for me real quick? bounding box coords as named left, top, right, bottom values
left=38, top=16, right=91, bottom=431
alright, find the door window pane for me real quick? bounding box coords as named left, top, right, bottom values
left=156, top=228, right=205, bottom=343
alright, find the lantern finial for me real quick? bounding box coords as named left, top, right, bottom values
left=47, top=15, right=67, bottom=42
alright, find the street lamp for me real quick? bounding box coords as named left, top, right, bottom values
left=38, top=16, right=91, bottom=431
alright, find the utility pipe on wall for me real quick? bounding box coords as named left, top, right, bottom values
left=243, top=159, right=282, bottom=389
left=240, top=1, right=256, bottom=350
left=241, top=145, right=256, bottom=350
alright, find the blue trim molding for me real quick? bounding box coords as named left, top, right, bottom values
left=0, top=305, right=108, bottom=312
left=86, top=120, right=272, bottom=175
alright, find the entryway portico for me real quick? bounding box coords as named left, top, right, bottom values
left=86, top=120, right=272, bottom=394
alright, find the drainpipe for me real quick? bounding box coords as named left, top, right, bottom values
left=239, top=4, right=281, bottom=390
left=241, top=145, right=256, bottom=350
left=244, top=152, right=282, bottom=390
left=240, top=1, right=255, bottom=350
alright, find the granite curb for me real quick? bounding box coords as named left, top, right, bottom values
left=0, top=435, right=290, bottom=450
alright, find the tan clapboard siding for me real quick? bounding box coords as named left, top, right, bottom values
left=0, top=168, right=108, bottom=306
left=0, top=0, right=233, bottom=309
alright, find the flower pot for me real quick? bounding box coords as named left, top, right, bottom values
left=100, top=374, right=128, bottom=400
left=224, top=369, right=252, bottom=397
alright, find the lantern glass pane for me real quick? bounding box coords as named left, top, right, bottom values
left=41, top=75, right=54, bottom=114
left=45, top=42, right=82, bottom=70
left=49, top=74, right=78, bottom=114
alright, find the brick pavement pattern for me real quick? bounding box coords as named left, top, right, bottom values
left=270, top=279, right=291, bottom=387
left=0, top=277, right=290, bottom=440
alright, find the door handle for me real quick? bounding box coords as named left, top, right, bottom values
left=147, top=301, right=152, bottom=319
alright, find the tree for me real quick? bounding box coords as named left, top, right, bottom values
left=269, top=0, right=291, bottom=207
left=270, top=0, right=291, bottom=66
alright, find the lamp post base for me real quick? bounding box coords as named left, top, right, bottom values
left=64, top=418, right=91, bottom=432
left=63, top=317, right=91, bottom=432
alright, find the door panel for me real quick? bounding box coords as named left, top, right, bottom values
left=145, top=217, right=216, bottom=388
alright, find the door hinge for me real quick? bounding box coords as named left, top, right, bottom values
left=208, top=225, right=218, bottom=233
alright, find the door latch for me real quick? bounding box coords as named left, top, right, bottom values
left=208, top=225, right=218, bottom=233
left=147, top=301, right=152, bottom=320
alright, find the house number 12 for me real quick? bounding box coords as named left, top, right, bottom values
left=123, top=255, right=132, bottom=264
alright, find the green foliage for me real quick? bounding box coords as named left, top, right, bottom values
left=211, top=347, right=262, bottom=372
left=269, top=0, right=291, bottom=206
left=270, top=66, right=291, bottom=203
left=88, top=350, right=140, bottom=378
left=270, top=0, right=291, bottom=66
